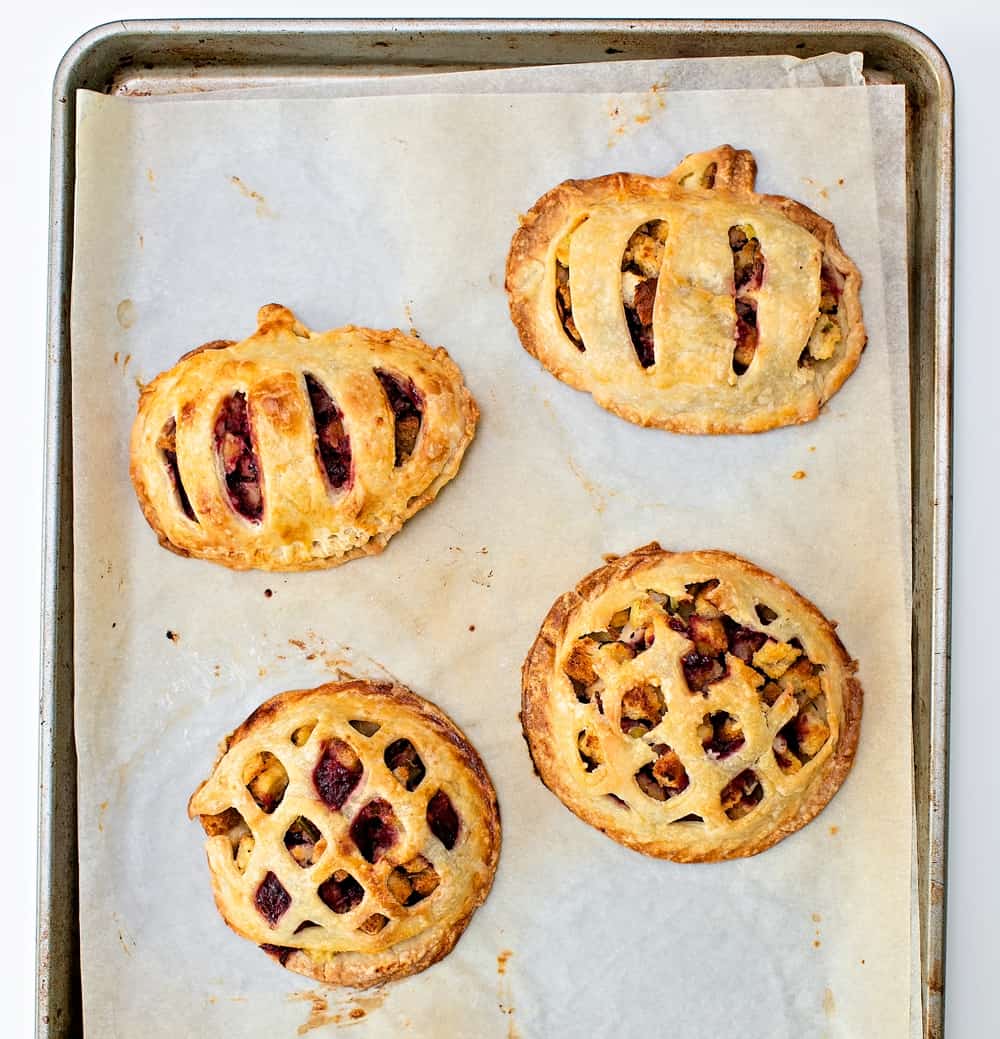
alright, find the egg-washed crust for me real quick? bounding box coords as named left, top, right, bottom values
left=506, top=145, right=866, bottom=434
left=130, top=305, right=478, bottom=571
left=189, top=680, right=501, bottom=989
left=521, top=543, right=863, bottom=862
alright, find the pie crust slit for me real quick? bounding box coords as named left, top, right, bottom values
left=189, top=680, right=501, bottom=988
left=521, top=543, right=863, bottom=861
left=506, top=145, right=866, bottom=434
left=130, top=305, right=478, bottom=570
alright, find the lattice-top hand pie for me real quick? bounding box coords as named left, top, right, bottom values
left=188, top=680, right=500, bottom=987
left=506, top=145, right=865, bottom=434
left=130, top=305, right=477, bottom=570
left=521, top=544, right=862, bottom=861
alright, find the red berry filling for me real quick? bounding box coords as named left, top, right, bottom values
left=426, top=789, right=460, bottom=850
left=349, top=798, right=400, bottom=863
left=255, top=871, right=291, bottom=927
left=374, top=369, right=423, bottom=466
left=260, top=943, right=294, bottom=965
left=318, top=869, right=365, bottom=914
left=303, top=373, right=352, bottom=490
left=214, top=392, right=263, bottom=521
left=312, top=739, right=362, bottom=811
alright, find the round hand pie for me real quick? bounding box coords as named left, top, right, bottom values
left=130, top=305, right=477, bottom=570
left=521, top=543, right=862, bottom=861
left=505, top=144, right=865, bottom=434
left=188, top=680, right=500, bottom=987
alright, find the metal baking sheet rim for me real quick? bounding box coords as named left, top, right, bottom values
left=39, top=18, right=954, bottom=1039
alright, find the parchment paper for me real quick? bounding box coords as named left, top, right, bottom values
left=71, top=65, right=912, bottom=1038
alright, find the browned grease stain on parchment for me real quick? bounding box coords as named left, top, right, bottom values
left=230, top=175, right=275, bottom=218
left=497, top=949, right=519, bottom=1036
left=286, top=633, right=399, bottom=685
left=289, top=987, right=389, bottom=1034
left=823, top=986, right=836, bottom=1016
left=606, top=80, right=668, bottom=148
left=116, top=298, right=137, bottom=330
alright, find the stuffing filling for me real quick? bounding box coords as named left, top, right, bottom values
left=243, top=752, right=289, bottom=814
left=375, top=368, right=423, bottom=465
left=201, top=806, right=254, bottom=873
left=383, top=738, right=426, bottom=791
left=635, top=744, right=689, bottom=802
left=720, top=769, right=764, bottom=820
left=156, top=417, right=196, bottom=520
left=358, top=913, right=389, bottom=935
left=290, top=722, right=316, bottom=746
left=620, top=684, right=666, bottom=738
left=318, top=869, right=365, bottom=914
left=387, top=855, right=441, bottom=907
left=255, top=870, right=292, bottom=927
left=426, top=789, right=460, bottom=850
left=304, top=373, right=352, bottom=490
left=312, top=739, right=363, bottom=810
left=284, top=816, right=326, bottom=868
left=729, top=224, right=765, bottom=375
left=349, top=798, right=400, bottom=864
left=563, top=604, right=654, bottom=707
left=349, top=719, right=381, bottom=737
left=621, top=220, right=668, bottom=368
left=577, top=729, right=603, bottom=772
left=555, top=224, right=586, bottom=350
left=801, top=262, right=844, bottom=367
left=699, top=711, right=745, bottom=759
left=214, top=391, right=263, bottom=521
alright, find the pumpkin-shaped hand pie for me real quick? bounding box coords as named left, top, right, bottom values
left=130, top=305, right=477, bottom=570
left=189, top=680, right=500, bottom=987
left=521, top=544, right=862, bottom=861
left=506, top=145, right=865, bottom=434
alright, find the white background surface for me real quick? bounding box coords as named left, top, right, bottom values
left=1, top=2, right=992, bottom=1036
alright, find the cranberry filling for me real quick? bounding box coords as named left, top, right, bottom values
left=214, top=392, right=263, bottom=521
left=312, top=740, right=363, bottom=811
left=724, top=620, right=768, bottom=664
left=255, top=871, right=291, bottom=927
left=260, top=943, right=294, bottom=965
left=374, top=369, right=423, bottom=466
left=349, top=798, right=400, bottom=863
left=318, top=870, right=365, bottom=914
left=384, top=738, right=425, bottom=791
left=303, top=374, right=352, bottom=490
left=157, top=418, right=196, bottom=520
left=733, top=299, right=758, bottom=375
left=426, top=789, right=460, bottom=850
left=682, top=651, right=727, bottom=693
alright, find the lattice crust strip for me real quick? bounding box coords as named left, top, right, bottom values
left=505, top=144, right=866, bottom=434
left=130, top=305, right=478, bottom=571
left=189, top=681, right=500, bottom=987
left=521, top=543, right=863, bottom=862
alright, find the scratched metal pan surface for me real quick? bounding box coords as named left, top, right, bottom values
left=40, top=19, right=953, bottom=1038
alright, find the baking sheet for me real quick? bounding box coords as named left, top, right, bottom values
left=71, top=74, right=912, bottom=1037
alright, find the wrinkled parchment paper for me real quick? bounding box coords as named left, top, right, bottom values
left=72, top=57, right=912, bottom=1038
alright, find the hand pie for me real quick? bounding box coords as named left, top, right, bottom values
left=521, top=543, right=862, bottom=861
left=188, top=680, right=500, bottom=988
left=130, top=305, right=477, bottom=570
left=506, top=145, right=865, bottom=434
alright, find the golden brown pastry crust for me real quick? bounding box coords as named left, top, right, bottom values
left=189, top=680, right=501, bottom=988
left=506, top=145, right=866, bottom=434
left=130, top=305, right=478, bottom=570
left=521, top=543, right=862, bottom=861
